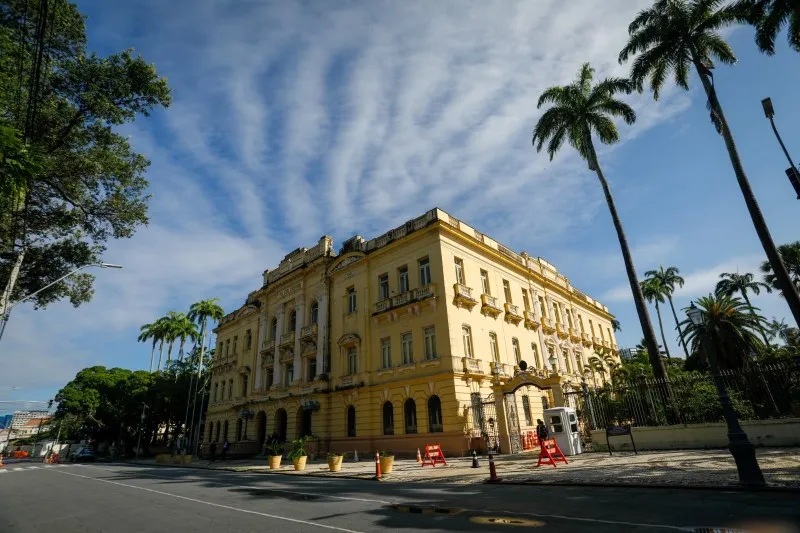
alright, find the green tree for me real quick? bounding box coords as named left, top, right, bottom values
left=619, top=0, right=800, bottom=330
left=735, top=0, right=800, bottom=54
left=187, top=298, right=225, bottom=357
left=137, top=321, right=161, bottom=373
left=0, top=0, right=171, bottom=317
left=760, top=241, right=800, bottom=297
left=170, top=312, right=199, bottom=362
left=715, top=271, right=772, bottom=344
left=641, top=278, right=672, bottom=360
left=646, top=266, right=689, bottom=358
left=680, top=294, right=766, bottom=370
left=531, top=62, right=668, bottom=381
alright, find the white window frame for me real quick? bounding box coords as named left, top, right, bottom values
left=454, top=258, right=464, bottom=285
left=419, top=258, right=431, bottom=286
left=398, top=266, right=409, bottom=294
left=378, top=274, right=389, bottom=300
left=381, top=338, right=392, bottom=369
left=423, top=326, right=437, bottom=360
left=347, top=287, right=357, bottom=313
left=401, top=332, right=413, bottom=364
left=489, top=333, right=499, bottom=362
left=462, top=326, right=473, bottom=358
left=347, top=346, right=357, bottom=375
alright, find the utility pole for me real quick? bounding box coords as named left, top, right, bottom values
left=762, top=97, right=800, bottom=199
left=136, top=403, right=148, bottom=460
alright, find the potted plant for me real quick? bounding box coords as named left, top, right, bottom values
left=266, top=441, right=283, bottom=470
left=327, top=452, right=343, bottom=472
left=287, top=436, right=310, bottom=471
left=379, top=451, right=394, bottom=475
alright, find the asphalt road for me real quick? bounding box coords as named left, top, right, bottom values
left=1, top=461, right=799, bottom=532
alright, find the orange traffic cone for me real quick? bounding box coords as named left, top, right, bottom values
left=486, top=452, right=502, bottom=483
left=416, top=448, right=422, bottom=463
left=374, top=451, right=382, bottom=480
left=0, top=454, right=4, bottom=469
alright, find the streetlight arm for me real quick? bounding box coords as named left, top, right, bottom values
left=6, top=263, right=122, bottom=312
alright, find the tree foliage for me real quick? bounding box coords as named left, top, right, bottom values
left=760, top=241, right=800, bottom=298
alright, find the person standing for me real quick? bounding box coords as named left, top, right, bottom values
left=536, top=419, right=549, bottom=444
left=208, top=441, right=217, bottom=463
left=221, top=439, right=230, bottom=461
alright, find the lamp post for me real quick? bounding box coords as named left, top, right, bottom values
left=761, top=97, right=800, bottom=199
left=548, top=353, right=558, bottom=374
left=686, top=302, right=766, bottom=486
left=136, top=403, right=148, bottom=460
left=0, top=263, right=123, bottom=344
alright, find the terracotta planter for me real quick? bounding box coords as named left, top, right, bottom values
left=268, top=455, right=282, bottom=469
left=379, top=456, right=394, bottom=475
left=292, top=456, right=307, bottom=471
left=327, top=455, right=343, bottom=472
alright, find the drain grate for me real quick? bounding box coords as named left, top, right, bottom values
left=471, top=516, right=547, bottom=527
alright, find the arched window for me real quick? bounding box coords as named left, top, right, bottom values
left=235, top=418, right=243, bottom=441
left=462, top=325, right=473, bottom=358
left=310, top=301, right=319, bottom=325
left=223, top=420, right=229, bottom=441
left=404, top=399, right=417, bottom=434
left=275, top=409, right=288, bottom=442
left=531, top=343, right=540, bottom=368
left=512, top=338, right=521, bottom=364
left=208, top=423, right=214, bottom=442
left=270, top=318, right=278, bottom=340
left=215, top=421, right=221, bottom=442
left=347, top=406, right=356, bottom=437
left=289, top=310, right=297, bottom=332
left=489, top=333, right=499, bottom=362
left=382, top=402, right=394, bottom=435
left=428, top=395, right=443, bottom=433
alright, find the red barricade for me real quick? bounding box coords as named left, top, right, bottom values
left=420, top=443, right=447, bottom=467
left=536, top=438, right=568, bottom=468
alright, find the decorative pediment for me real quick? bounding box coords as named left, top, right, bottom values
left=235, top=303, right=260, bottom=320
left=337, top=333, right=361, bottom=346
left=330, top=253, right=364, bottom=274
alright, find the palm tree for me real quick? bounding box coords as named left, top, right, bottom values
left=170, top=312, right=199, bottom=362
left=716, top=272, right=772, bottom=344
left=619, top=0, right=800, bottom=330
left=641, top=278, right=672, bottom=360
left=736, top=0, right=800, bottom=55
left=160, top=311, right=183, bottom=365
left=646, top=266, right=690, bottom=358
left=137, top=322, right=160, bottom=373
left=766, top=317, right=791, bottom=344
left=531, top=62, right=668, bottom=381
left=188, top=298, right=225, bottom=358
left=760, top=241, right=800, bottom=296
left=611, top=318, right=622, bottom=332
left=680, top=294, right=766, bottom=370
left=588, top=355, right=608, bottom=384
left=153, top=317, right=168, bottom=371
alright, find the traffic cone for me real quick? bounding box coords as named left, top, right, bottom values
left=486, top=452, right=501, bottom=483
left=374, top=451, right=382, bottom=480
left=353, top=450, right=359, bottom=462
left=471, top=449, right=479, bottom=469
left=0, top=454, right=4, bottom=469
left=416, top=448, right=422, bottom=463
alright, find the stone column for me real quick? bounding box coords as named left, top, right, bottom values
left=494, top=391, right=512, bottom=455
left=532, top=290, right=542, bottom=317
left=316, top=284, right=327, bottom=378
left=293, top=296, right=305, bottom=383
left=545, top=296, right=555, bottom=322
left=254, top=310, right=266, bottom=391
left=272, top=306, right=284, bottom=389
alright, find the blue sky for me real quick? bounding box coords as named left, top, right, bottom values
left=2, top=0, right=799, bottom=413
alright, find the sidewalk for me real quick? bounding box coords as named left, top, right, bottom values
left=127, top=447, right=800, bottom=490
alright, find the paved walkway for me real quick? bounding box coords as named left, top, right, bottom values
left=127, top=447, right=800, bottom=489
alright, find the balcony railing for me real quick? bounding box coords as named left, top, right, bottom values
left=415, top=284, right=434, bottom=300
left=556, top=323, right=568, bottom=339
left=603, top=340, right=611, bottom=349
left=392, top=291, right=413, bottom=307
left=263, top=354, right=274, bottom=367
left=339, top=375, right=354, bottom=387
left=374, top=284, right=437, bottom=315
left=489, top=361, right=513, bottom=377
left=300, top=323, right=318, bottom=340
left=280, top=332, right=295, bottom=348
left=504, top=302, right=523, bottom=324
left=374, top=298, right=392, bottom=313
left=453, top=283, right=478, bottom=309
left=462, top=357, right=484, bottom=374
left=541, top=317, right=556, bottom=333
left=481, top=293, right=502, bottom=317
left=261, top=339, right=275, bottom=353
left=593, top=336, right=602, bottom=347
left=569, top=328, right=581, bottom=342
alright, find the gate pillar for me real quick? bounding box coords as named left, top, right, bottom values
left=493, top=391, right=512, bottom=455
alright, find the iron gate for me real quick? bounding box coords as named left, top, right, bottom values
left=472, top=392, right=524, bottom=454
left=504, top=394, right=522, bottom=454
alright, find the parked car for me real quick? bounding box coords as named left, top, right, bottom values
left=70, top=447, right=96, bottom=462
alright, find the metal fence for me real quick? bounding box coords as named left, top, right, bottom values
left=570, top=362, right=800, bottom=430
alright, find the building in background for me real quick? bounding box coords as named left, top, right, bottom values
left=10, top=410, right=50, bottom=431
left=205, top=208, right=619, bottom=456
left=0, top=414, right=12, bottom=429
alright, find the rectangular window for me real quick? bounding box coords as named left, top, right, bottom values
left=553, top=302, right=561, bottom=324
left=285, top=364, right=294, bottom=386
left=563, top=350, right=572, bottom=373
left=480, top=270, right=490, bottom=294
left=241, top=375, right=248, bottom=397
left=381, top=338, right=392, bottom=369
left=538, top=296, right=546, bottom=318
left=220, top=381, right=225, bottom=399
left=489, top=334, right=499, bottom=362
left=579, top=314, right=585, bottom=332
left=503, top=280, right=512, bottom=303
left=522, top=395, right=533, bottom=426
left=217, top=342, right=222, bottom=355
left=607, top=328, right=612, bottom=342
left=589, top=319, right=595, bottom=337
left=423, top=327, right=437, bottom=360
left=470, top=392, right=483, bottom=429
left=401, top=333, right=413, bottom=364
left=347, top=286, right=357, bottom=313
left=462, top=326, right=473, bottom=358
left=512, top=338, right=521, bottom=364
left=522, top=289, right=530, bottom=311
left=228, top=379, right=233, bottom=399
left=265, top=369, right=273, bottom=389
left=418, top=257, right=431, bottom=286
left=347, top=347, right=357, bottom=374
left=308, top=358, right=317, bottom=381
left=213, top=383, right=218, bottom=401
left=531, top=343, right=540, bottom=368
left=233, top=335, right=238, bottom=353
left=398, top=266, right=409, bottom=293
left=378, top=274, right=389, bottom=300
left=454, top=257, right=464, bottom=285
left=246, top=329, right=252, bottom=350
left=225, top=339, right=230, bottom=356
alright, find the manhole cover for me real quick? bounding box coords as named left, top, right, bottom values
left=471, top=516, right=546, bottom=527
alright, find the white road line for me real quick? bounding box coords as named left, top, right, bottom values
left=50, top=468, right=365, bottom=533
left=12, top=467, right=24, bottom=471
left=27, top=466, right=40, bottom=469
left=0, top=469, right=7, bottom=473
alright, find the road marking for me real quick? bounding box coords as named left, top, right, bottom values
left=27, top=466, right=40, bottom=469
left=12, top=467, right=24, bottom=471
left=486, top=509, right=689, bottom=531
left=0, top=469, right=6, bottom=473
left=50, top=468, right=366, bottom=533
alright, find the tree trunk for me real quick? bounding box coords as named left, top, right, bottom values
left=149, top=345, right=156, bottom=373
left=667, top=295, right=691, bottom=358
left=157, top=341, right=164, bottom=371
left=741, top=292, right=771, bottom=346
left=654, top=301, right=672, bottom=360
left=178, top=339, right=186, bottom=362
left=692, top=58, right=800, bottom=329
left=167, top=341, right=174, bottom=364
left=589, top=144, right=668, bottom=380
left=0, top=249, right=26, bottom=319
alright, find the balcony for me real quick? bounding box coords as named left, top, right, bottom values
left=415, top=284, right=434, bottom=300
left=375, top=298, right=392, bottom=313
left=602, top=340, right=611, bottom=350
left=569, top=328, right=581, bottom=342
left=339, top=375, right=355, bottom=388
left=523, top=311, right=540, bottom=330
left=374, top=284, right=438, bottom=316
left=489, top=361, right=514, bottom=378
left=481, top=294, right=503, bottom=318
left=261, top=339, right=275, bottom=353
left=462, top=357, right=484, bottom=375
left=280, top=351, right=294, bottom=364
left=453, top=283, right=478, bottom=309
left=581, top=332, right=592, bottom=347
left=262, top=354, right=274, bottom=367
left=611, top=342, right=619, bottom=353
left=280, top=331, right=295, bottom=348
left=541, top=317, right=556, bottom=334
left=592, top=336, right=603, bottom=348
left=300, top=323, right=318, bottom=341
left=556, top=323, right=569, bottom=339
left=504, top=303, right=523, bottom=325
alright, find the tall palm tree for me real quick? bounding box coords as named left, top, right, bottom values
left=736, top=0, right=800, bottom=55
left=137, top=322, right=160, bottom=373
left=641, top=278, right=672, bottom=360
left=169, top=312, right=199, bottom=362
left=619, top=0, right=800, bottom=330
left=152, top=317, right=168, bottom=371
left=680, top=294, right=766, bottom=370
left=646, top=266, right=689, bottom=358
left=766, top=317, right=791, bottom=344
left=588, top=355, right=608, bottom=384
left=716, top=272, right=772, bottom=344
left=160, top=311, right=183, bottom=366
left=760, top=241, right=800, bottom=296
left=188, top=298, right=225, bottom=359
left=611, top=318, right=622, bottom=332
left=531, top=62, right=668, bottom=381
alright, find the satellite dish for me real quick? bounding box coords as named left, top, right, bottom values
left=519, top=360, right=528, bottom=371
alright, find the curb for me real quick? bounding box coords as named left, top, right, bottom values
left=498, top=479, right=800, bottom=493
left=123, top=460, right=378, bottom=481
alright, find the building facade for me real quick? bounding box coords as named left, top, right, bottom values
left=205, top=209, right=618, bottom=456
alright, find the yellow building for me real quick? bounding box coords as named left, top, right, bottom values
left=205, top=208, right=619, bottom=457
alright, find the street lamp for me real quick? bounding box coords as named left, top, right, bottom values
left=761, top=97, right=800, bottom=199
left=686, top=302, right=766, bottom=486
left=0, top=262, right=123, bottom=344
left=548, top=353, right=558, bottom=373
